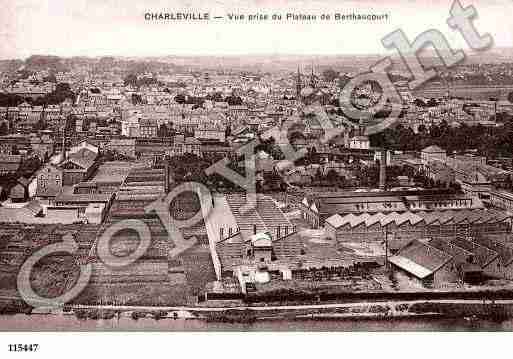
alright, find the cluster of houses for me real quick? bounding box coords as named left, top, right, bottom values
left=417, top=145, right=512, bottom=199
left=0, top=140, right=105, bottom=224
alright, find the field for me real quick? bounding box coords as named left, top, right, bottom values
left=180, top=244, right=217, bottom=296
left=413, top=85, right=513, bottom=100
left=74, top=281, right=190, bottom=306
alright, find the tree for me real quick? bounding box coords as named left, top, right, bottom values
left=315, top=167, right=323, bottom=185
left=158, top=124, right=169, bottom=137
left=0, top=122, right=8, bottom=136
left=326, top=169, right=339, bottom=184
left=33, top=118, right=46, bottom=131
left=131, top=93, right=143, bottom=105
left=17, top=156, right=41, bottom=177
left=338, top=175, right=347, bottom=188
left=64, top=115, right=77, bottom=136
left=414, top=98, right=427, bottom=107
left=307, top=146, right=317, bottom=164
left=43, top=74, right=57, bottom=83
left=207, top=92, right=224, bottom=102
left=322, top=68, right=339, bottom=82
left=29, top=82, right=75, bottom=106
left=174, top=93, right=186, bottom=104
left=338, top=74, right=351, bottom=89
left=226, top=95, right=243, bottom=106
left=124, top=73, right=138, bottom=87
left=492, top=112, right=513, bottom=123
left=426, top=98, right=439, bottom=107
left=0, top=93, right=24, bottom=107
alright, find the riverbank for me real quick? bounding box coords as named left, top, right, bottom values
left=3, top=311, right=513, bottom=331
left=5, top=286, right=513, bottom=324
left=2, top=297, right=513, bottom=325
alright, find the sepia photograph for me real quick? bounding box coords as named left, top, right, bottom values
left=1, top=0, right=513, bottom=352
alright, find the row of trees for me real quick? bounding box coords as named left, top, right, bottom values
left=174, top=93, right=204, bottom=107
left=162, top=153, right=245, bottom=192
left=123, top=74, right=164, bottom=88
left=157, top=123, right=176, bottom=137
left=0, top=83, right=75, bottom=107
left=254, top=136, right=285, bottom=160
left=174, top=93, right=243, bottom=106
left=370, top=120, right=513, bottom=158
left=0, top=122, right=8, bottom=136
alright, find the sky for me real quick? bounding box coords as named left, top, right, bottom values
left=0, top=0, right=512, bottom=59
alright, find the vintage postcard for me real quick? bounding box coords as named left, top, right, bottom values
left=1, top=0, right=513, bottom=342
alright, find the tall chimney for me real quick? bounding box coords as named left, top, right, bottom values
left=164, top=162, right=170, bottom=193
left=61, top=134, right=66, bottom=162
left=379, top=151, right=386, bottom=190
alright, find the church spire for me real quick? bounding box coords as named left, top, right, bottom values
left=296, top=66, right=302, bottom=100
left=309, top=63, right=316, bottom=88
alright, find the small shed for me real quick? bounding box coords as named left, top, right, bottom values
left=9, top=183, right=27, bottom=203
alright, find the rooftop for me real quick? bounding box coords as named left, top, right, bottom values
left=389, top=239, right=452, bottom=279
left=422, top=145, right=445, bottom=153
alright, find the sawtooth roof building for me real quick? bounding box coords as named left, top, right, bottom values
left=325, top=208, right=511, bottom=246
left=300, top=189, right=484, bottom=228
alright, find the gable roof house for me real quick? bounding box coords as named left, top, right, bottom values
left=9, top=178, right=30, bottom=203
left=421, top=145, right=447, bottom=165
left=388, top=239, right=454, bottom=288
left=58, top=147, right=98, bottom=185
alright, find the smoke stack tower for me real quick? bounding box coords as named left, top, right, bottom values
left=164, top=162, right=170, bottom=193
left=379, top=151, right=387, bottom=190
left=61, top=133, right=66, bottom=163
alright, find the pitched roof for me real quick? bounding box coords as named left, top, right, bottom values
left=428, top=237, right=473, bottom=262
left=389, top=239, right=452, bottom=279
left=449, top=237, right=498, bottom=268
left=55, top=193, right=112, bottom=203
left=422, top=145, right=445, bottom=153
left=61, top=148, right=97, bottom=170
left=473, top=234, right=513, bottom=267
left=224, top=193, right=294, bottom=241
left=325, top=214, right=345, bottom=228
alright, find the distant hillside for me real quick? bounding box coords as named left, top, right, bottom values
left=0, top=59, right=23, bottom=73
left=0, top=47, right=511, bottom=75
left=22, top=55, right=68, bottom=73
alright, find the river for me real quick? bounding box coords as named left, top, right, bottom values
left=1, top=314, right=513, bottom=331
